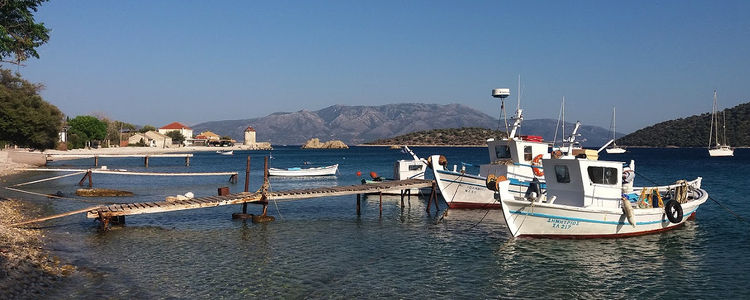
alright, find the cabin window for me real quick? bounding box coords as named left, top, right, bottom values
left=408, top=165, right=423, bottom=171
left=495, top=145, right=511, bottom=159
left=524, top=146, right=533, bottom=161
left=554, top=165, right=570, bottom=183
left=587, top=167, right=618, bottom=185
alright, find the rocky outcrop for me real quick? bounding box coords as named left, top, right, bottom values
left=301, top=138, right=349, bottom=149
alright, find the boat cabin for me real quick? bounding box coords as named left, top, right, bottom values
left=393, top=159, right=425, bottom=180
left=480, top=137, right=550, bottom=179
left=541, top=158, right=623, bottom=209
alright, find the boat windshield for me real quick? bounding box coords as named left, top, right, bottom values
left=587, top=166, right=618, bottom=185
left=495, top=145, right=511, bottom=159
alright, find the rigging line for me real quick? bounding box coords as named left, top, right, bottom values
left=266, top=181, right=284, bottom=220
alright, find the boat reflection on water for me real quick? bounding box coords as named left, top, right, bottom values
left=492, top=222, right=703, bottom=298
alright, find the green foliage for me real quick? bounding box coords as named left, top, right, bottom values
left=0, top=0, right=50, bottom=65
left=139, top=125, right=156, bottom=133
left=67, top=115, right=106, bottom=148
left=366, top=127, right=507, bottom=146
left=0, top=68, right=61, bottom=150
left=619, top=102, right=750, bottom=147
left=165, top=131, right=185, bottom=144
left=99, top=117, right=135, bottom=144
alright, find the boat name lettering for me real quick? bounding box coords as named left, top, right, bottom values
left=547, top=218, right=579, bottom=229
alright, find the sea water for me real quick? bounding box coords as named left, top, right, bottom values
left=2, top=147, right=749, bottom=298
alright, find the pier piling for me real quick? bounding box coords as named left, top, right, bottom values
left=356, top=194, right=361, bottom=215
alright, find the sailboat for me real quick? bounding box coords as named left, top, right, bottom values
left=605, top=106, right=626, bottom=154
left=708, top=90, right=733, bottom=157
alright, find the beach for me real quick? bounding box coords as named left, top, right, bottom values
left=0, top=151, right=75, bottom=299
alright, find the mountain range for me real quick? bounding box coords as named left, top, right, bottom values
left=191, top=103, right=618, bottom=147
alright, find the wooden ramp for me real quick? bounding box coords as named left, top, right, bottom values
left=85, top=179, right=434, bottom=220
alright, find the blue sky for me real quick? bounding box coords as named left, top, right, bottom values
left=14, top=0, right=750, bottom=133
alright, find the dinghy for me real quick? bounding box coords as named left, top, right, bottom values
left=268, top=164, right=338, bottom=177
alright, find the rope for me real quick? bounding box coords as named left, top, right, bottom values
left=9, top=205, right=104, bottom=227
left=266, top=181, right=284, bottom=220
left=11, top=171, right=87, bottom=187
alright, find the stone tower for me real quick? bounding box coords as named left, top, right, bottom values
left=243, top=127, right=256, bottom=145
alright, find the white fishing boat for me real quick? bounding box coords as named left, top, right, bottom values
left=482, top=150, right=708, bottom=238
left=430, top=85, right=580, bottom=209
left=605, top=107, right=626, bottom=154
left=268, top=164, right=338, bottom=177
left=708, top=90, right=733, bottom=157
left=216, top=150, right=233, bottom=155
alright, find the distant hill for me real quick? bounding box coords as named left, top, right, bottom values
left=367, top=127, right=507, bottom=146
left=192, top=103, right=617, bottom=146
left=619, top=102, right=750, bottom=147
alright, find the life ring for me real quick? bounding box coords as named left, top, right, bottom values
left=531, top=154, right=544, bottom=177
left=665, top=200, right=683, bottom=223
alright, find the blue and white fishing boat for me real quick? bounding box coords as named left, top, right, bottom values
left=485, top=148, right=708, bottom=238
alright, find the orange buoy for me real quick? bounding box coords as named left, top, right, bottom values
left=370, top=171, right=378, bottom=179
left=356, top=171, right=362, bottom=177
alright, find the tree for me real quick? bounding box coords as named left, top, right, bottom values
left=165, top=131, right=185, bottom=144
left=139, top=125, right=156, bottom=133
left=0, top=68, right=61, bottom=150
left=0, top=0, right=51, bottom=65
left=68, top=115, right=106, bottom=148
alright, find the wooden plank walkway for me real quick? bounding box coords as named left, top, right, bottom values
left=46, top=153, right=193, bottom=159
left=85, top=179, right=433, bottom=219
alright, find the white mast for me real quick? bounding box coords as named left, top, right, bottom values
left=612, top=106, right=617, bottom=147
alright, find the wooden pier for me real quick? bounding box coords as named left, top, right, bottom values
left=45, top=153, right=194, bottom=167
left=10, top=156, right=441, bottom=229
left=85, top=178, right=434, bottom=221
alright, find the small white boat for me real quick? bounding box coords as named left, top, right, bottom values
left=362, top=146, right=435, bottom=195
left=605, top=106, right=626, bottom=154
left=268, top=164, right=338, bottom=177
left=216, top=150, right=233, bottom=155
left=483, top=152, right=708, bottom=238
left=708, top=90, right=734, bottom=157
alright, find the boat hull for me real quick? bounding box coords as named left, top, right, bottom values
left=432, top=169, right=539, bottom=209
left=500, top=188, right=708, bottom=238
left=708, top=148, right=733, bottom=157
left=605, top=147, right=626, bottom=154
left=268, top=164, right=338, bottom=176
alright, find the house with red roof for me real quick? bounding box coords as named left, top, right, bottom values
left=158, top=122, right=194, bottom=145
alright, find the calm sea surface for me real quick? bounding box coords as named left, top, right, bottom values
left=2, top=146, right=749, bottom=298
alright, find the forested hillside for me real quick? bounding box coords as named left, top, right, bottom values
left=619, top=102, right=750, bottom=147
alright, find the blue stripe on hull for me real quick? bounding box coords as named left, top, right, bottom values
left=508, top=207, right=699, bottom=226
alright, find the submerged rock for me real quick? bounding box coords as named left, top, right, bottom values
left=75, top=188, right=134, bottom=197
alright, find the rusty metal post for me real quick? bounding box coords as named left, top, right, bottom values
left=400, top=190, right=405, bottom=207
left=243, top=156, right=250, bottom=214
left=356, top=194, right=361, bottom=215
left=261, top=156, right=269, bottom=216
left=78, top=171, right=88, bottom=186
left=94, top=156, right=98, bottom=166
left=87, top=170, right=93, bottom=188
left=245, top=156, right=251, bottom=192
left=426, top=188, right=433, bottom=212
left=379, top=191, right=383, bottom=217
left=144, top=156, right=149, bottom=168
left=431, top=181, right=438, bottom=210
